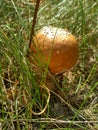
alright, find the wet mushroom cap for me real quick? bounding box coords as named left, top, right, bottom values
left=30, top=26, right=79, bottom=74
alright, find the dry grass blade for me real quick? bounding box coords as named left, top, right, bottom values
left=31, top=84, right=50, bottom=115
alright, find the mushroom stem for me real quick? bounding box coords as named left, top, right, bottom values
left=59, top=74, right=63, bottom=88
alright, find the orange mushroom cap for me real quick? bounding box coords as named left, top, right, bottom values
left=30, top=26, right=79, bottom=74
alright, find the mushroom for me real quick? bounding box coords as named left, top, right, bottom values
left=29, top=26, right=79, bottom=75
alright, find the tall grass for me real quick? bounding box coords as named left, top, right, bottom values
left=0, top=0, right=98, bottom=129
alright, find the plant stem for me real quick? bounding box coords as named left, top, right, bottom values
left=29, top=0, right=40, bottom=48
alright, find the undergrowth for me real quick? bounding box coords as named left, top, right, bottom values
left=0, top=0, right=98, bottom=130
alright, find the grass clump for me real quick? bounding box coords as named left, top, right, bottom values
left=0, top=0, right=98, bottom=129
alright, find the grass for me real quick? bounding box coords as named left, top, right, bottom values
left=0, top=0, right=98, bottom=129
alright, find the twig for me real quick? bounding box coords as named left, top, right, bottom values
left=1, top=118, right=98, bottom=124
left=29, top=0, right=40, bottom=48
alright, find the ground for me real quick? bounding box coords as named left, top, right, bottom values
left=0, top=0, right=98, bottom=130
